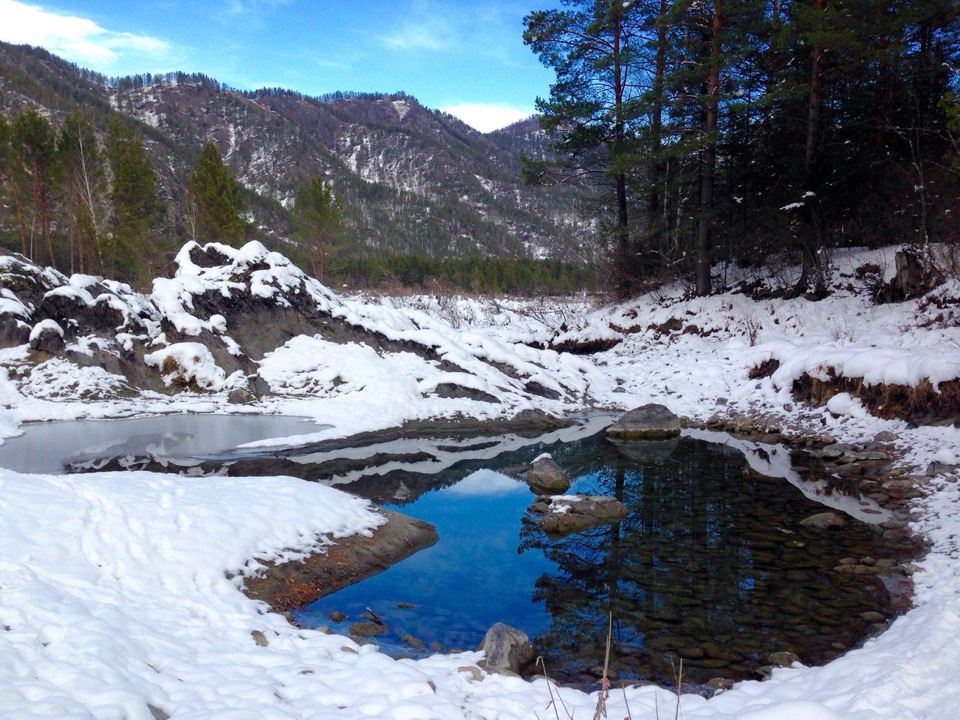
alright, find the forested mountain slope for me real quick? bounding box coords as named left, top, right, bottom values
left=0, top=41, right=595, bottom=278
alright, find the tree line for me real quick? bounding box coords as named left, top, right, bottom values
left=0, top=105, right=594, bottom=295
left=335, top=254, right=598, bottom=295
left=0, top=108, right=165, bottom=284
left=524, top=0, right=960, bottom=297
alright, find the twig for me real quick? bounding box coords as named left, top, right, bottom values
left=674, top=658, right=683, bottom=720
left=592, top=612, right=613, bottom=720
left=364, top=606, right=387, bottom=628
left=537, top=656, right=573, bottom=720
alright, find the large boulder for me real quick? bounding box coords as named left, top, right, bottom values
left=523, top=454, right=570, bottom=494
left=29, top=319, right=65, bottom=354
left=606, top=403, right=681, bottom=440
left=529, top=494, right=629, bottom=536
left=479, top=622, right=534, bottom=675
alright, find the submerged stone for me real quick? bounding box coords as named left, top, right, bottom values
left=800, top=512, right=847, bottom=530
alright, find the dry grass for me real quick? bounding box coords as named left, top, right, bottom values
left=536, top=613, right=684, bottom=720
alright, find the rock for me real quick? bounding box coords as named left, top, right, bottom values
left=927, top=461, right=957, bottom=476
left=800, top=512, right=847, bottom=530
left=819, top=443, right=854, bottom=460
left=401, top=634, right=424, bottom=648
left=860, top=611, right=886, bottom=623
left=458, top=665, right=484, bottom=682
left=523, top=455, right=570, bottom=494
left=244, top=509, right=438, bottom=612
left=28, top=319, right=65, bottom=354
left=148, top=704, right=170, bottom=720
left=349, top=621, right=386, bottom=637
left=874, top=431, right=898, bottom=442
left=706, top=678, right=736, bottom=692
left=328, top=611, right=346, bottom=623
left=479, top=622, right=534, bottom=675
left=532, top=495, right=629, bottom=536
left=0, top=316, right=30, bottom=348
left=768, top=651, right=802, bottom=667
left=228, top=387, right=257, bottom=404
left=606, top=403, right=681, bottom=440
left=251, top=629, right=269, bottom=647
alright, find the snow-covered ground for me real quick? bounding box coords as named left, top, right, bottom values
left=2, top=244, right=960, bottom=719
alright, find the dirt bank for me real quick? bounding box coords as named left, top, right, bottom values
left=243, top=508, right=438, bottom=613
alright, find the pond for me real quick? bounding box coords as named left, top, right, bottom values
left=292, top=430, right=910, bottom=689
left=0, top=413, right=914, bottom=689
left=0, top=414, right=324, bottom=474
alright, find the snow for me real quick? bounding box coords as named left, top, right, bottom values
left=28, top=318, right=63, bottom=341
left=1, top=243, right=960, bottom=718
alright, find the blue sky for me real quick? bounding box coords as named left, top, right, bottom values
left=0, top=0, right=559, bottom=132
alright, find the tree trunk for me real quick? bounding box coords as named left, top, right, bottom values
left=798, top=0, right=826, bottom=295
left=647, top=0, right=668, bottom=257
left=696, top=0, right=722, bottom=297
left=613, top=13, right=631, bottom=298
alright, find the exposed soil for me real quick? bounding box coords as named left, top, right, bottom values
left=243, top=508, right=438, bottom=613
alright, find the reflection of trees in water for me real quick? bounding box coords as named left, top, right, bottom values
left=521, top=437, right=893, bottom=685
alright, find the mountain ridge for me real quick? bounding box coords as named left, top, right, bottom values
left=0, top=41, right=596, bottom=264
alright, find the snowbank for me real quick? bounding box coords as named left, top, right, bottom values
left=1, top=244, right=959, bottom=718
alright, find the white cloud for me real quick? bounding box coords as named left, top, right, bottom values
left=378, top=19, right=453, bottom=52
left=0, top=0, right=172, bottom=72
left=440, top=102, right=534, bottom=133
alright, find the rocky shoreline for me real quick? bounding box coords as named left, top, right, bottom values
left=242, top=508, right=438, bottom=613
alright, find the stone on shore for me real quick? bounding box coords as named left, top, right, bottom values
left=606, top=403, right=681, bottom=440
left=479, top=623, right=534, bottom=675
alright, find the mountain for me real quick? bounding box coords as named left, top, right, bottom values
left=0, top=42, right=596, bottom=264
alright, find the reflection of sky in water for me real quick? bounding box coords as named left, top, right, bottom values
left=298, top=469, right=554, bottom=651
left=0, top=415, right=320, bottom=474
left=298, top=435, right=901, bottom=684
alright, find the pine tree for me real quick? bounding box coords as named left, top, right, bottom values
left=11, top=108, right=58, bottom=264
left=291, top=175, right=347, bottom=283
left=106, top=119, right=161, bottom=283
left=186, top=142, right=245, bottom=247
left=524, top=0, right=648, bottom=297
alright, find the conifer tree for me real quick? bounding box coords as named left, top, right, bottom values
left=524, top=0, right=647, bottom=297
left=11, top=108, right=58, bottom=264
left=291, top=175, right=346, bottom=283
left=106, top=119, right=161, bottom=282
left=186, top=142, right=245, bottom=247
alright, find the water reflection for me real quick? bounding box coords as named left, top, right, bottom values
left=522, top=436, right=895, bottom=685
left=0, top=414, right=324, bottom=474
left=298, top=432, right=907, bottom=687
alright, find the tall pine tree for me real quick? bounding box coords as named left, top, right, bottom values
left=291, top=175, right=346, bottom=283
left=524, top=0, right=647, bottom=297
left=106, top=119, right=161, bottom=283
left=186, top=142, right=245, bottom=247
